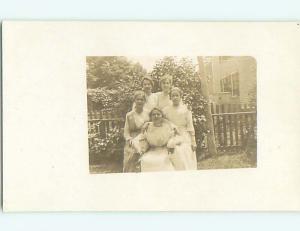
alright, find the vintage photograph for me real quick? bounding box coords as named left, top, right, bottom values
left=87, top=56, right=257, bottom=173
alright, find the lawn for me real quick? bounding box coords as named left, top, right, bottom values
left=198, top=151, right=256, bottom=170
left=90, top=148, right=256, bottom=174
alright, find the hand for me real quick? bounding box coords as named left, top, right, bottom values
left=127, top=138, right=133, bottom=146
left=191, top=145, right=197, bottom=152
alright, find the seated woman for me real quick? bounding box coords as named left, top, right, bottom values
left=134, top=107, right=179, bottom=172
left=163, top=87, right=198, bottom=170
left=123, top=90, right=150, bottom=172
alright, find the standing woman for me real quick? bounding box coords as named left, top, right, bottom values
left=163, top=87, right=198, bottom=170
left=141, top=75, right=157, bottom=113
left=155, top=74, right=173, bottom=110
left=132, top=75, right=157, bottom=113
left=123, top=90, right=149, bottom=172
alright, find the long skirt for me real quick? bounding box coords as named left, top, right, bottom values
left=123, top=139, right=141, bottom=173
left=169, top=132, right=197, bottom=170
left=140, top=147, right=175, bottom=172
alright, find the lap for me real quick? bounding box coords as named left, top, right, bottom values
left=141, top=147, right=175, bottom=172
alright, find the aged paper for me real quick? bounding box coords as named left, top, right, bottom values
left=2, top=22, right=300, bottom=211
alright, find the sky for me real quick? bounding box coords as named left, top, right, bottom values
left=128, top=56, right=199, bottom=72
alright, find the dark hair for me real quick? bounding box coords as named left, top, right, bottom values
left=133, top=90, right=146, bottom=101
left=141, top=75, right=154, bottom=87
left=170, top=87, right=183, bottom=98
left=149, top=107, right=164, bottom=119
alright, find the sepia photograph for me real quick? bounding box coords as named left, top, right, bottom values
left=3, top=21, right=300, bottom=211
left=87, top=56, right=257, bottom=174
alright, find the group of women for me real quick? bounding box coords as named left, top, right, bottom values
left=123, top=74, right=197, bottom=172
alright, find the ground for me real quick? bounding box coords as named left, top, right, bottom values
left=90, top=149, right=256, bottom=173
left=198, top=151, right=256, bottom=170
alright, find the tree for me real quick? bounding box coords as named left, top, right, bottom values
left=197, top=57, right=217, bottom=156
left=86, top=56, right=147, bottom=114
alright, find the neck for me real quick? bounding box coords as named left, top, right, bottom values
left=145, top=91, right=151, bottom=96
left=162, top=91, right=169, bottom=96
left=135, top=107, right=143, bottom=113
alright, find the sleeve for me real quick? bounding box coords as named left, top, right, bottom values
left=166, top=122, right=183, bottom=148
left=186, top=110, right=197, bottom=146
left=123, top=114, right=131, bottom=141
left=131, top=133, right=149, bottom=153
left=186, top=110, right=195, bottom=134
left=141, top=121, right=150, bottom=133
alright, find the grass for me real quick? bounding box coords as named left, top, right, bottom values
left=89, top=148, right=257, bottom=173
left=198, top=150, right=256, bottom=170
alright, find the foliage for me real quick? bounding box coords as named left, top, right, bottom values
left=89, top=124, right=124, bottom=162
left=87, top=56, right=209, bottom=163
left=87, top=56, right=146, bottom=114
left=150, top=57, right=209, bottom=145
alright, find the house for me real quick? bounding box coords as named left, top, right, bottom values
left=204, top=56, right=257, bottom=105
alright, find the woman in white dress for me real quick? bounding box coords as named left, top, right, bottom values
left=137, top=107, right=179, bottom=172
left=163, top=87, right=198, bottom=170
left=155, top=74, right=173, bottom=110
left=123, top=91, right=150, bottom=172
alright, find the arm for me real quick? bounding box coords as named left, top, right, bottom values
left=186, top=110, right=197, bottom=150
left=166, top=122, right=183, bottom=154
left=123, top=114, right=132, bottom=142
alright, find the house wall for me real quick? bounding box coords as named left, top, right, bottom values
left=206, top=56, right=256, bottom=105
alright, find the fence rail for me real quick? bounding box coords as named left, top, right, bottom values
left=88, top=104, right=257, bottom=152
left=211, top=111, right=256, bottom=148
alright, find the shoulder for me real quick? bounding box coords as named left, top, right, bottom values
left=179, top=104, right=190, bottom=114
left=149, top=92, right=158, bottom=99
left=162, top=105, right=172, bottom=115
left=141, top=121, right=152, bottom=132
left=126, top=110, right=135, bottom=119
left=162, top=119, right=179, bottom=134
left=153, top=91, right=162, bottom=97
left=162, top=119, right=175, bottom=128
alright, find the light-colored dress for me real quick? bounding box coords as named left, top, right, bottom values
left=139, top=121, right=176, bottom=172
left=155, top=92, right=172, bottom=110
left=123, top=110, right=149, bottom=172
left=163, top=103, right=198, bottom=170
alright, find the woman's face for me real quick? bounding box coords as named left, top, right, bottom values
left=135, top=95, right=145, bottom=108
left=171, top=91, right=181, bottom=105
left=161, top=80, right=171, bottom=93
left=151, top=109, right=163, bottom=123
left=142, top=79, right=152, bottom=93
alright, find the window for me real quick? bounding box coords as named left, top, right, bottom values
left=232, top=73, right=240, bottom=96
left=220, top=72, right=240, bottom=96
left=220, top=76, right=231, bottom=93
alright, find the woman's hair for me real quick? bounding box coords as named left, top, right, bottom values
left=170, top=87, right=183, bottom=98
left=133, top=90, right=146, bottom=101
left=159, top=74, right=173, bottom=87
left=149, top=107, right=164, bottom=120
left=141, top=75, right=154, bottom=87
